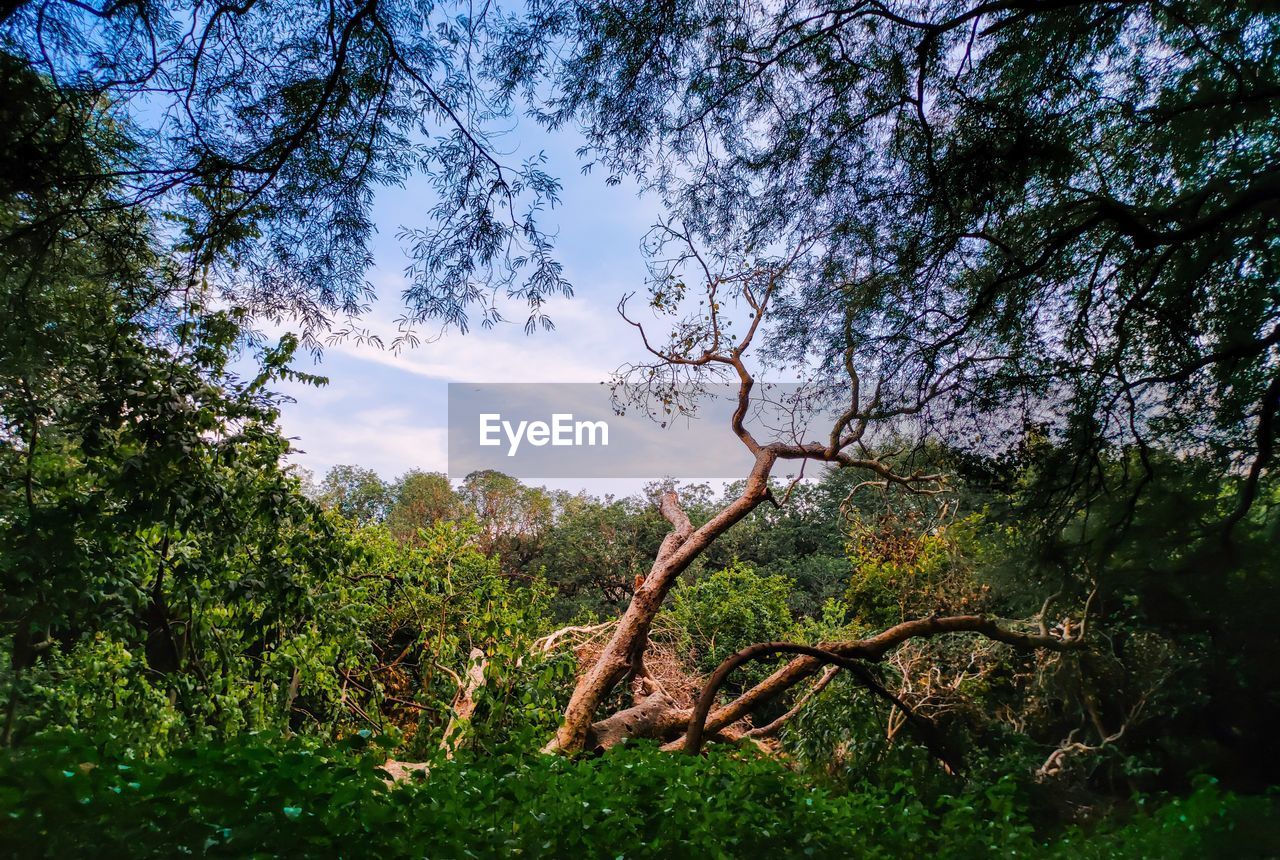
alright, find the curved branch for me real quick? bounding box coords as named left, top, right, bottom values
left=683, top=643, right=960, bottom=774
left=741, top=664, right=838, bottom=739
left=698, top=612, right=1086, bottom=738
left=531, top=621, right=616, bottom=655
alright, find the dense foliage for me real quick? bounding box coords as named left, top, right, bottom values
left=498, top=0, right=1280, bottom=522
left=1, top=0, right=569, bottom=342
left=3, top=734, right=1277, bottom=858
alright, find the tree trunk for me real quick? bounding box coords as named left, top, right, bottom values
left=546, top=455, right=775, bottom=753
left=584, top=691, right=680, bottom=750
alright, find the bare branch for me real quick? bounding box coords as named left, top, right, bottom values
left=681, top=642, right=960, bottom=773
left=741, top=665, right=839, bottom=739
left=696, top=612, right=1087, bottom=740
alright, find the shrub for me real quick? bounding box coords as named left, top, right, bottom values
left=3, top=734, right=1274, bottom=858
left=667, top=561, right=799, bottom=692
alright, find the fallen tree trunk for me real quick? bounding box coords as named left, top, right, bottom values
left=544, top=465, right=775, bottom=753
left=584, top=691, right=681, bottom=750
left=553, top=610, right=1090, bottom=763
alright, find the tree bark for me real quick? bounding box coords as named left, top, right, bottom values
left=584, top=691, right=681, bottom=750
left=545, top=455, right=776, bottom=753
left=441, top=647, right=486, bottom=754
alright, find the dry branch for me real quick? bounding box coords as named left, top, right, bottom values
left=441, top=648, right=486, bottom=755
left=680, top=642, right=961, bottom=773
left=742, top=665, right=839, bottom=739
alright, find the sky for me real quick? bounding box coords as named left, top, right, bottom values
left=270, top=120, right=672, bottom=495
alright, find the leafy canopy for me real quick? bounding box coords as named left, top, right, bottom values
left=494, top=0, right=1280, bottom=523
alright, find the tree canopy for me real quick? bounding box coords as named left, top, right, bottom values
left=2, top=0, right=570, bottom=345
left=495, top=0, right=1279, bottom=528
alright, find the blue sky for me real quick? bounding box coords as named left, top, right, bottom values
left=270, top=120, right=669, bottom=494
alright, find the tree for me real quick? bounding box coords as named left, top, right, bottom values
left=386, top=470, right=458, bottom=544
left=484, top=2, right=1280, bottom=756
left=1, top=0, right=569, bottom=346
left=0, top=57, right=368, bottom=744
left=316, top=465, right=391, bottom=524
left=541, top=254, right=1092, bottom=756
left=525, top=493, right=671, bottom=616
left=457, top=470, right=551, bottom=569
left=696, top=468, right=866, bottom=616
left=667, top=562, right=799, bottom=695
left=499, top=0, right=1279, bottom=530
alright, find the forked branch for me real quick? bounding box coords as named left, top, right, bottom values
left=685, top=610, right=1090, bottom=747
left=683, top=642, right=961, bottom=774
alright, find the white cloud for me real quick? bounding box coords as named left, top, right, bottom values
left=281, top=407, right=449, bottom=479
left=328, top=336, right=608, bottom=383
left=323, top=287, right=643, bottom=384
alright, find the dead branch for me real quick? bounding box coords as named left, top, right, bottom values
left=693, top=611, right=1088, bottom=743
left=532, top=621, right=617, bottom=655
left=441, top=648, right=486, bottom=755
left=1036, top=649, right=1161, bottom=782
left=886, top=637, right=1001, bottom=740
left=380, top=759, right=430, bottom=785
left=681, top=642, right=960, bottom=773
left=742, top=665, right=839, bottom=739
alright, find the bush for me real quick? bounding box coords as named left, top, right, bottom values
left=667, top=562, right=799, bottom=691
left=2, top=734, right=1275, bottom=858
left=1050, top=776, right=1280, bottom=860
